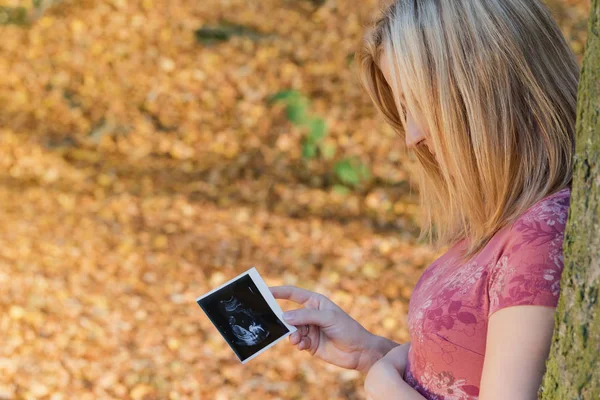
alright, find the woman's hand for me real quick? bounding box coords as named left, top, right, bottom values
left=270, top=285, right=399, bottom=373
left=375, top=342, right=411, bottom=376
left=365, top=343, right=425, bottom=400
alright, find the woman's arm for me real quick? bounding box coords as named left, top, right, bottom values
left=364, top=343, right=427, bottom=400
left=358, top=334, right=402, bottom=373
left=479, top=305, right=556, bottom=400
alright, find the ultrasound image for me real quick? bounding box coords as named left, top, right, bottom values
left=198, top=274, right=290, bottom=362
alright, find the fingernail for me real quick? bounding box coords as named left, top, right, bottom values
left=282, top=311, right=295, bottom=322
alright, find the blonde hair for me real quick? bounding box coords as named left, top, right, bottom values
left=357, top=0, right=579, bottom=259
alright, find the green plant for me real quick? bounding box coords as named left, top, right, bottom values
left=333, top=157, right=370, bottom=188
left=0, top=0, right=64, bottom=26
left=269, top=90, right=371, bottom=190
left=0, top=6, right=28, bottom=25
left=195, top=20, right=267, bottom=45
left=268, top=90, right=332, bottom=160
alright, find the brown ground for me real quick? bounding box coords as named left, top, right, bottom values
left=0, top=0, right=591, bottom=399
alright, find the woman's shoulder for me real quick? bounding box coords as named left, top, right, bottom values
left=490, top=186, right=571, bottom=261
left=508, top=187, right=571, bottom=240
left=513, top=187, right=571, bottom=227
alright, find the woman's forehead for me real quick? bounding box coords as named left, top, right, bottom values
left=378, top=52, right=406, bottom=104
left=378, top=51, right=389, bottom=76
left=378, top=52, right=393, bottom=86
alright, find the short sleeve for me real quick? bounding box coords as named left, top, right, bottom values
left=487, top=199, right=569, bottom=317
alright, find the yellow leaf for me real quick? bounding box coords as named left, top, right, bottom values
left=97, top=174, right=113, bottom=187
left=383, top=317, right=397, bottom=330
left=361, top=263, right=381, bottom=279
left=167, top=337, right=180, bottom=351
left=71, top=19, right=85, bottom=35
left=9, top=306, right=24, bottom=320
left=153, top=235, right=168, bottom=249
left=130, top=384, right=153, bottom=400
left=142, top=0, right=153, bottom=10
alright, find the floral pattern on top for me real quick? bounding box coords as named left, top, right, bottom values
left=402, top=188, right=571, bottom=399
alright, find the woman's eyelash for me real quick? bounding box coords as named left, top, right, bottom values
left=399, top=105, right=407, bottom=120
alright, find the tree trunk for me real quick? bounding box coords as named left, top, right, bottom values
left=539, top=1, right=600, bottom=399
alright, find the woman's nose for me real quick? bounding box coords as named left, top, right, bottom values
left=406, top=135, right=425, bottom=149
left=405, top=113, right=426, bottom=149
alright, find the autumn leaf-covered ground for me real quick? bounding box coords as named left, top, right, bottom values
left=0, top=0, right=591, bottom=399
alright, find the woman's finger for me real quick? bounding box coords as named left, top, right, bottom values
left=303, top=336, right=312, bottom=351
left=381, top=342, right=410, bottom=373
left=298, top=336, right=312, bottom=351
left=300, top=324, right=309, bottom=336
left=298, top=338, right=308, bottom=350
left=289, top=331, right=301, bottom=345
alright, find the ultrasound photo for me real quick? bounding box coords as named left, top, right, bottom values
left=197, top=268, right=296, bottom=363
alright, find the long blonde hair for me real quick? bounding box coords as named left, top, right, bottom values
left=357, top=0, right=579, bottom=259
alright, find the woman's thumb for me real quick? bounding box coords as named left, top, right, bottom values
left=282, top=308, right=335, bottom=327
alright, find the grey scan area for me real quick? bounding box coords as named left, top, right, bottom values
left=221, top=295, right=270, bottom=346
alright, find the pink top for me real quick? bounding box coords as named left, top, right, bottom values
left=403, top=187, right=571, bottom=399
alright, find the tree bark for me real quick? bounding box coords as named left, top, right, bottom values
left=539, top=1, right=600, bottom=399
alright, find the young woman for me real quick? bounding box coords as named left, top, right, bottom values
left=270, top=0, right=579, bottom=399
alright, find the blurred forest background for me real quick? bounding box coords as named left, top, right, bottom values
left=0, top=0, right=592, bottom=399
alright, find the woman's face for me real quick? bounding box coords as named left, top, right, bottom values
left=378, top=53, right=436, bottom=158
